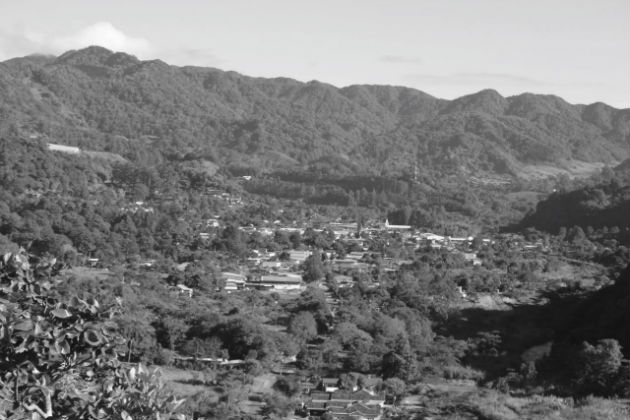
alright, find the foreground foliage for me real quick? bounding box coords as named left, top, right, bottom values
left=0, top=252, right=185, bottom=419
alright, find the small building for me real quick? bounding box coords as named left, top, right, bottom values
left=330, top=390, right=385, bottom=406
left=48, top=143, right=80, bottom=154
left=261, top=261, right=283, bottom=270
left=222, top=272, right=247, bottom=291
left=321, top=377, right=340, bottom=392
left=304, top=389, right=385, bottom=419
left=330, top=402, right=382, bottom=420
left=345, top=252, right=366, bottom=261
left=333, top=259, right=359, bottom=269
left=289, top=250, right=312, bottom=263
left=462, top=252, right=482, bottom=266
left=175, top=284, right=193, bottom=298
left=383, top=219, right=411, bottom=231
left=247, top=272, right=303, bottom=290
left=334, top=275, right=354, bottom=288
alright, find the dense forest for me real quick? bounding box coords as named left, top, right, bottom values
left=1, top=46, right=629, bottom=179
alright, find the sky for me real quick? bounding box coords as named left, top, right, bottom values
left=1, top=0, right=628, bottom=108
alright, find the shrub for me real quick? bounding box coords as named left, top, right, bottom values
left=0, top=251, right=186, bottom=419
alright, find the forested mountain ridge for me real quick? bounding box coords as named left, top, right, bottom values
left=1, top=46, right=629, bottom=178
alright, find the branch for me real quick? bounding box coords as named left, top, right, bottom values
left=23, top=388, right=53, bottom=419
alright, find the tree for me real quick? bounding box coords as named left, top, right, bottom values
left=288, top=311, right=318, bottom=342
left=0, top=251, right=185, bottom=419
left=292, top=287, right=332, bottom=333
left=273, top=377, right=300, bottom=397
left=153, top=316, right=187, bottom=350
left=381, top=377, right=406, bottom=403
left=471, top=236, right=483, bottom=250
left=382, top=350, right=415, bottom=381
left=296, top=347, right=323, bottom=371
left=261, top=394, right=295, bottom=418
left=215, top=225, right=248, bottom=258
left=572, top=339, right=626, bottom=396
left=338, top=373, right=358, bottom=391
left=302, top=250, right=325, bottom=283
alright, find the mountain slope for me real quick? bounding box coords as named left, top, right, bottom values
left=1, top=46, right=629, bottom=178
left=513, top=159, right=630, bottom=233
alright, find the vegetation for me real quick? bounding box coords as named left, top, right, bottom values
left=0, top=46, right=629, bottom=419
left=0, top=252, right=184, bottom=419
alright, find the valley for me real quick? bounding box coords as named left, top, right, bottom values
left=0, top=47, right=629, bottom=420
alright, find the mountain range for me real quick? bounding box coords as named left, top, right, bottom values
left=1, top=46, right=629, bottom=179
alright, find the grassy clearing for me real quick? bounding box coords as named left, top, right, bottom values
left=160, top=367, right=219, bottom=399
left=519, top=160, right=608, bottom=180
left=402, top=381, right=630, bottom=420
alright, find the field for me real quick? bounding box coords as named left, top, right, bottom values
left=401, top=379, right=630, bottom=420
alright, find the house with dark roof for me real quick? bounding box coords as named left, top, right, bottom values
left=330, top=390, right=385, bottom=406
left=330, top=402, right=382, bottom=420
left=304, top=389, right=385, bottom=418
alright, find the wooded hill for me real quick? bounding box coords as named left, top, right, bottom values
left=1, top=46, right=629, bottom=179
left=514, top=160, right=630, bottom=233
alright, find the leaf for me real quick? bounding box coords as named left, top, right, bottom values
left=51, top=308, right=72, bottom=319
left=58, top=339, right=71, bottom=355
left=13, top=320, right=33, bottom=331
left=83, top=329, right=102, bottom=346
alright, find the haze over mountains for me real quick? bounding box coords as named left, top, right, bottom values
left=1, top=46, right=629, bottom=179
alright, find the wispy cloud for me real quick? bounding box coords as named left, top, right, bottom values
left=0, top=23, right=226, bottom=67
left=379, top=55, right=424, bottom=64
left=50, top=22, right=152, bottom=56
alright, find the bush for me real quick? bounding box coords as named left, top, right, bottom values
left=0, top=251, right=186, bottom=419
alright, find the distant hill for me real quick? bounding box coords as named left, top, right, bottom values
left=1, top=46, right=629, bottom=179
left=513, top=159, right=630, bottom=233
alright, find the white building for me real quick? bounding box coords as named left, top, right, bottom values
left=383, top=219, right=411, bottom=231
left=48, top=143, right=80, bottom=154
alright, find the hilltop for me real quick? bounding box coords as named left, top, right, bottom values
left=1, top=46, right=628, bottom=179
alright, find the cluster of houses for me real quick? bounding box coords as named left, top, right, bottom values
left=221, top=249, right=313, bottom=292
left=191, top=216, right=548, bottom=304
left=299, top=377, right=387, bottom=420
left=196, top=218, right=502, bottom=297
left=207, top=189, right=244, bottom=207
left=120, top=201, right=155, bottom=214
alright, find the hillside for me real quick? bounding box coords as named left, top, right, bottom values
left=1, top=46, right=629, bottom=179
left=514, top=159, right=630, bottom=233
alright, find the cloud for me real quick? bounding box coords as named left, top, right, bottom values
left=50, top=22, right=153, bottom=56
left=379, top=55, right=424, bottom=64
left=0, top=22, right=153, bottom=61
left=0, top=23, right=225, bottom=67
